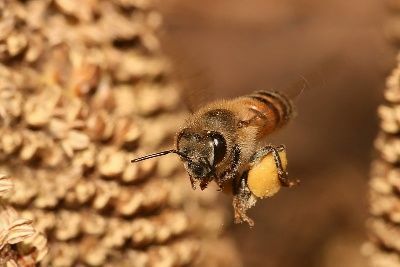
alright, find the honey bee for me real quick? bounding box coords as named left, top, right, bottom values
left=131, top=90, right=299, bottom=226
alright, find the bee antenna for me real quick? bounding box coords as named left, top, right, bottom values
left=131, top=149, right=191, bottom=163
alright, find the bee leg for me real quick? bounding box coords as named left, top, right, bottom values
left=273, top=145, right=300, bottom=187
left=189, top=175, right=196, bottom=190
left=252, top=145, right=299, bottom=187
left=217, top=145, right=241, bottom=190
left=232, top=172, right=256, bottom=227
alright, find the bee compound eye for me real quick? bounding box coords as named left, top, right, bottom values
left=208, top=132, right=226, bottom=164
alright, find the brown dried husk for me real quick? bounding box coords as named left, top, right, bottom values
left=0, top=0, right=240, bottom=266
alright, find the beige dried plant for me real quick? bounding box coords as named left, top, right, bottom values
left=364, top=55, right=400, bottom=266
left=0, top=0, right=240, bottom=266
left=0, top=175, right=48, bottom=267
left=364, top=1, right=400, bottom=265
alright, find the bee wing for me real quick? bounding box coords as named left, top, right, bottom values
left=237, top=106, right=270, bottom=129
left=178, top=74, right=213, bottom=114
left=283, top=75, right=309, bottom=101
left=279, top=53, right=342, bottom=103
left=166, top=50, right=214, bottom=113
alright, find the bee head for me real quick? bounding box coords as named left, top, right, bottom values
left=176, top=129, right=227, bottom=189
left=130, top=128, right=227, bottom=190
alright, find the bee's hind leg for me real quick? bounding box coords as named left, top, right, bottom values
left=232, top=172, right=256, bottom=227
left=252, top=145, right=299, bottom=187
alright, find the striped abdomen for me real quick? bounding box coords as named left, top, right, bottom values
left=242, top=90, right=294, bottom=138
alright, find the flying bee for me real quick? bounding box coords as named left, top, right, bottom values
left=131, top=90, right=299, bottom=226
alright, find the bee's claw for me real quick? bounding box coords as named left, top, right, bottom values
left=279, top=176, right=300, bottom=187
left=233, top=196, right=255, bottom=227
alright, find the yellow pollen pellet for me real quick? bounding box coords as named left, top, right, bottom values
left=247, top=151, right=287, bottom=198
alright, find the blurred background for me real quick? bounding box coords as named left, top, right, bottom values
left=158, top=0, right=395, bottom=266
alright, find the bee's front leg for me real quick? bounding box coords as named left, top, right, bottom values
left=232, top=172, right=256, bottom=227
left=216, top=145, right=241, bottom=190
left=252, top=144, right=299, bottom=187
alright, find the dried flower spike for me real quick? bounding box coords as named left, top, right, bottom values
left=0, top=0, right=239, bottom=266
left=366, top=54, right=400, bottom=266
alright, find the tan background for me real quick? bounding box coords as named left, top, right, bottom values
left=158, top=0, right=394, bottom=266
